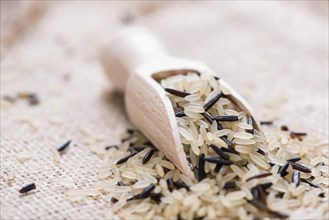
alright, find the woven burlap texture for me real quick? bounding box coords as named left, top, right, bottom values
left=1, top=1, right=328, bottom=220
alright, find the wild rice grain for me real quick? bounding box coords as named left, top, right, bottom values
left=221, top=136, right=233, bottom=147
left=290, top=131, right=307, bottom=136
left=133, top=184, right=155, bottom=199
left=287, top=157, right=301, bottom=163
left=221, top=147, right=239, bottom=155
left=198, top=154, right=206, bottom=181
left=116, top=152, right=137, bottom=165
left=175, top=111, right=186, bottom=117
left=204, top=93, right=223, bottom=111
left=19, top=183, right=36, bottom=193
left=300, top=178, right=320, bottom=188
left=214, top=115, right=239, bottom=122
left=164, top=88, right=190, bottom=98
left=246, top=173, right=272, bottom=182
left=142, top=149, right=155, bottom=164
left=216, top=121, right=224, bottom=130
left=278, top=163, right=290, bottom=177
left=260, top=121, right=273, bottom=125
left=57, top=140, right=72, bottom=153
left=214, top=164, right=222, bottom=173
left=210, top=144, right=229, bottom=160
left=204, top=157, right=233, bottom=165
left=290, top=162, right=312, bottom=173
left=201, top=112, right=214, bottom=123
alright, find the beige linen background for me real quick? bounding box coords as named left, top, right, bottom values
left=0, top=1, right=328, bottom=219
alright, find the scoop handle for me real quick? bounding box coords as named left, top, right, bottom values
left=101, top=26, right=168, bottom=92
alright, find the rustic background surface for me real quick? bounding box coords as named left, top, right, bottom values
left=1, top=1, right=328, bottom=219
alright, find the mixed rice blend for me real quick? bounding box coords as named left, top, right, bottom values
left=67, top=72, right=328, bottom=219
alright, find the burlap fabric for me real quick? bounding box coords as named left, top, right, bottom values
left=1, top=1, right=328, bottom=219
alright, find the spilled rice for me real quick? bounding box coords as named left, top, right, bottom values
left=66, top=71, right=328, bottom=219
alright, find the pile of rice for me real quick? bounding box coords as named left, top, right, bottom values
left=66, top=72, right=328, bottom=219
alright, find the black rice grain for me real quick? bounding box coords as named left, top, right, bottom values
left=287, top=157, right=301, bottom=163
left=175, top=111, right=186, bottom=117
left=116, top=152, right=138, bottom=165
left=198, top=154, right=206, bottom=181
left=246, top=173, right=272, bottom=182
left=221, top=136, right=233, bottom=147
left=142, top=149, right=155, bottom=164
left=260, top=121, right=273, bottom=125
left=290, top=131, right=307, bottom=136
left=257, top=149, right=265, bottom=156
left=216, top=121, right=224, bottom=130
left=204, top=157, right=233, bottom=165
left=57, top=140, right=71, bottom=153
left=221, top=147, right=239, bottom=155
left=201, top=112, right=214, bottom=124
left=214, top=115, right=239, bottom=122
left=204, top=93, right=223, bottom=111
left=300, top=178, right=320, bottom=188
left=210, top=144, right=229, bottom=160
left=290, top=131, right=307, bottom=140
left=278, top=163, right=290, bottom=177
left=164, top=88, right=190, bottom=98
left=19, top=183, right=36, bottom=193
left=214, top=164, right=222, bottom=173
left=290, top=162, right=311, bottom=173
left=133, top=184, right=155, bottom=199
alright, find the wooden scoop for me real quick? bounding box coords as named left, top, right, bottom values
left=102, top=27, right=262, bottom=180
